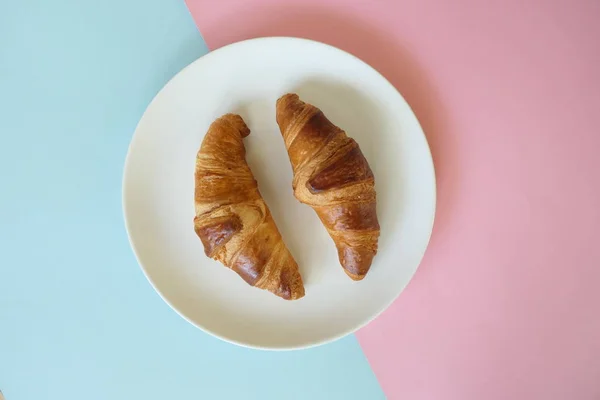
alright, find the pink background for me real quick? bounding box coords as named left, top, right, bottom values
left=185, top=0, right=600, bottom=398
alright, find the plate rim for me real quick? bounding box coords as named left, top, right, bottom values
left=122, top=36, right=437, bottom=350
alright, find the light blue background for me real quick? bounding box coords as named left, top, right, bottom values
left=0, top=1, right=384, bottom=399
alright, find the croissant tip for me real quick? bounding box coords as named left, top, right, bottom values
left=277, top=287, right=305, bottom=301
left=288, top=280, right=306, bottom=300
left=288, top=290, right=305, bottom=300
left=218, top=113, right=251, bottom=138
left=338, top=245, right=375, bottom=281
left=345, top=270, right=366, bottom=281
left=276, top=93, right=299, bottom=106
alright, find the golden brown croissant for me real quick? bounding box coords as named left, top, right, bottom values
left=276, top=94, right=380, bottom=280
left=194, top=114, right=305, bottom=300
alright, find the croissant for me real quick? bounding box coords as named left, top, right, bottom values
left=194, top=114, right=305, bottom=300
left=276, top=94, right=380, bottom=280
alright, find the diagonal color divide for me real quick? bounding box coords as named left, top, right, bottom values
left=185, top=0, right=600, bottom=399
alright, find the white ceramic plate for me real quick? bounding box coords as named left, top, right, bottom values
left=123, top=37, right=435, bottom=350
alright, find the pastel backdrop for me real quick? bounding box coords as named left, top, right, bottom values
left=2, top=0, right=599, bottom=399
left=185, top=0, right=600, bottom=399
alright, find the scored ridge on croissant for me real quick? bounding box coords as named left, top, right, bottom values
left=194, top=113, right=305, bottom=300
left=276, top=94, right=380, bottom=280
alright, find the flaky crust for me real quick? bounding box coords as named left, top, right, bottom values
left=276, top=94, right=380, bottom=280
left=194, top=114, right=305, bottom=300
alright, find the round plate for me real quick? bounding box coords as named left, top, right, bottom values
left=123, top=37, right=436, bottom=350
